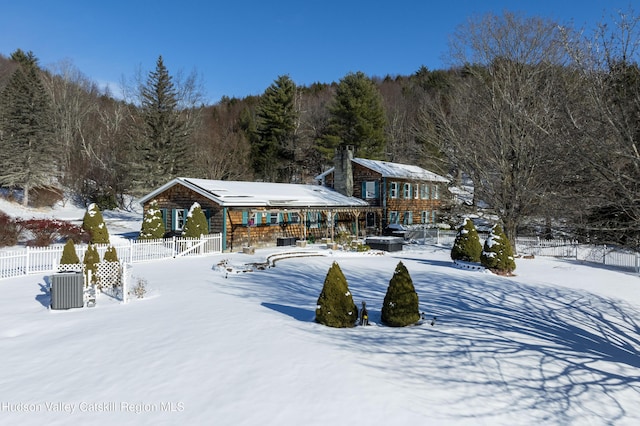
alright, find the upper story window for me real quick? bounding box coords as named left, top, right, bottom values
left=403, top=183, right=411, bottom=199
left=414, top=184, right=419, bottom=199
left=390, top=182, right=399, bottom=199
left=421, top=184, right=430, bottom=199
left=432, top=185, right=439, bottom=200
left=364, top=181, right=377, bottom=199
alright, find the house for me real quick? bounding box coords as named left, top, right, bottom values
left=315, top=146, right=449, bottom=233
left=138, top=177, right=375, bottom=251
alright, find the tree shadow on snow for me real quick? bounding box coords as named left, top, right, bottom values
left=261, top=302, right=315, bottom=322
left=215, top=254, right=640, bottom=423
left=339, top=266, right=640, bottom=424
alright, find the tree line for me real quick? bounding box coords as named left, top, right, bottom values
left=1, top=9, right=639, bottom=249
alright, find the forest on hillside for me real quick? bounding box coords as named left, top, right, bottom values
left=1, top=10, right=640, bottom=248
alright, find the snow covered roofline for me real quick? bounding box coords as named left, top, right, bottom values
left=139, top=178, right=370, bottom=208
left=315, top=158, right=449, bottom=183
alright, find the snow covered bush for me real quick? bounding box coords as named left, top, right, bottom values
left=82, top=203, right=110, bottom=244
left=103, top=245, right=119, bottom=263
left=182, top=202, right=209, bottom=238
left=139, top=200, right=165, bottom=240
left=451, top=218, right=482, bottom=263
left=60, top=239, right=80, bottom=265
left=315, top=261, right=358, bottom=328
left=381, top=261, right=420, bottom=327
left=83, top=244, right=100, bottom=284
left=481, top=224, right=516, bottom=275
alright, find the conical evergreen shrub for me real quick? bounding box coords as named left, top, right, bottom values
left=480, top=224, right=516, bottom=275
left=104, top=245, right=118, bottom=263
left=381, top=261, right=420, bottom=327
left=182, top=202, right=209, bottom=238
left=83, top=244, right=100, bottom=284
left=315, top=262, right=358, bottom=328
left=451, top=218, right=482, bottom=263
left=60, top=239, right=80, bottom=264
left=139, top=200, right=165, bottom=240
left=82, top=203, right=110, bottom=244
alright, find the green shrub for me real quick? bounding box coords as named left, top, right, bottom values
left=480, top=224, right=516, bottom=275
left=182, top=202, right=209, bottom=238
left=451, top=218, right=482, bottom=263
left=139, top=200, right=166, bottom=240
left=381, top=261, right=420, bottom=327
left=104, top=245, right=119, bottom=263
left=83, top=244, right=100, bottom=284
left=315, top=262, right=358, bottom=328
left=60, top=239, right=80, bottom=264
left=82, top=203, right=110, bottom=244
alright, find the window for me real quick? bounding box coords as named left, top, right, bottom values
left=414, top=184, right=419, bottom=199
left=421, top=184, right=430, bottom=200
left=421, top=210, right=430, bottom=224
left=403, top=183, right=411, bottom=199
left=403, top=211, right=413, bottom=225
left=390, top=182, right=398, bottom=199
left=389, top=211, right=399, bottom=224
left=269, top=212, right=279, bottom=225
left=366, top=212, right=376, bottom=228
left=288, top=212, right=300, bottom=224
left=432, top=185, right=439, bottom=199
left=173, top=208, right=188, bottom=231
left=364, top=181, right=377, bottom=199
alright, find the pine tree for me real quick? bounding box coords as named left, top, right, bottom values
left=83, top=244, right=100, bottom=284
left=252, top=75, right=299, bottom=182
left=381, top=261, right=420, bottom=327
left=60, top=239, right=80, bottom=265
left=481, top=224, right=516, bottom=274
left=451, top=218, right=483, bottom=263
left=315, top=262, right=358, bottom=328
left=182, top=202, right=208, bottom=237
left=103, top=245, right=119, bottom=263
left=0, top=49, right=57, bottom=206
left=321, top=71, right=387, bottom=160
left=139, top=200, right=166, bottom=239
left=134, top=55, right=193, bottom=192
left=82, top=203, right=110, bottom=244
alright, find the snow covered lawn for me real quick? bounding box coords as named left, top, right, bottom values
left=1, top=244, right=640, bottom=425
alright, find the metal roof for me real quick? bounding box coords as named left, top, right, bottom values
left=139, top=178, right=370, bottom=208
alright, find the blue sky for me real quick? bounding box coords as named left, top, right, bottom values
left=0, top=1, right=633, bottom=103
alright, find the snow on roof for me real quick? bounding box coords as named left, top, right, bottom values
left=139, top=178, right=369, bottom=208
left=352, top=158, right=449, bottom=182
left=315, top=158, right=449, bottom=183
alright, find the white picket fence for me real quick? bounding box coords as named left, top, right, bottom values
left=0, top=234, right=223, bottom=280
left=414, top=229, right=640, bottom=273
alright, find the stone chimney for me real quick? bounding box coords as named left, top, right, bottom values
left=333, top=145, right=354, bottom=196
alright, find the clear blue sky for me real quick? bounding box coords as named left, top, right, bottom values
left=0, top=0, right=633, bottom=104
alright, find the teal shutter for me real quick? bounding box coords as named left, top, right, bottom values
left=242, top=211, right=248, bottom=225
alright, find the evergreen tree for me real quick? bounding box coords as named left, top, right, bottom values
left=481, top=224, right=516, bottom=274
left=82, top=203, right=110, bottom=244
left=381, top=261, right=420, bottom=327
left=0, top=49, right=57, bottom=206
left=139, top=200, right=166, bottom=239
left=182, top=202, right=208, bottom=237
left=315, top=262, right=358, bottom=328
left=83, top=244, right=100, bottom=284
left=103, top=245, right=119, bottom=263
left=252, top=75, right=299, bottom=182
left=60, top=239, right=80, bottom=265
left=451, top=218, right=483, bottom=263
left=321, top=71, right=387, bottom=160
left=135, top=55, right=192, bottom=192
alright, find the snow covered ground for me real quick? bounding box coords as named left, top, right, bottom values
left=1, top=198, right=640, bottom=425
